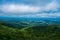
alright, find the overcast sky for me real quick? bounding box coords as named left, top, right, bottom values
left=0, top=0, right=60, bottom=18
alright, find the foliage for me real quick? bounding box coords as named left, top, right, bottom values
left=0, top=22, right=60, bottom=40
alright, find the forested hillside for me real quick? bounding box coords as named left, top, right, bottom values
left=0, top=22, right=60, bottom=40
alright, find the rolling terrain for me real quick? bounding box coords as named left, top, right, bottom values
left=0, top=20, right=60, bottom=40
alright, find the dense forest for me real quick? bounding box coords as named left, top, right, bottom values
left=0, top=21, right=60, bottom=40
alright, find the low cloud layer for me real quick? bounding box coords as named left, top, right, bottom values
left=0, top=4, right=40, bottom=13
left=0, top=0, right=60, bottom=18
left=0, top=0, right=59, bottom=13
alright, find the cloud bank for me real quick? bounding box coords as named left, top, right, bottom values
left=0, top=0, right=59, bottom=13
left=0, top=0, right=60, bottom=18
left=0, top=4, right=40, bottom=13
